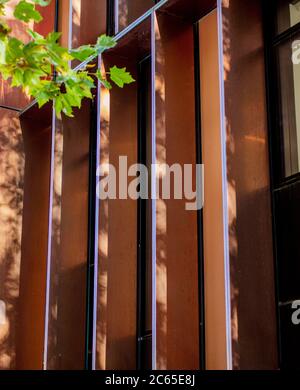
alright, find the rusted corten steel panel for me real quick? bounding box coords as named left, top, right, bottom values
left=71, top=0, right=107, bottom=48
left=0, top=108, right=25, bottom=369
left=117, top=0, right=154, bottom=32
left=45, top=101, right=91, bottom=370
left=160, top=0, right=216, bottom=22
left=199, top=9, right=229, bottom=370
left=221, top=0, right=278, bottom=370
left=16, top=104, right=52, bottom=369
left=154, top=11, right=199, bottom=370
left=96, top=20, right=151, bottom=369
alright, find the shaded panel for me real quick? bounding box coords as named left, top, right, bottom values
left=199, top=10, right=228, bottom=371
left=16, top=104, right=52, bottom=369
left=118, top=0, right=154, bottom=32
left=155, top=12, right=199, bottom=370
left=222, top=0, right=278, bottom=369
left=159, top=0, right=216, bottom=23
left=0, top=108, right=24, bottom=369
left=72, top=0, right=107, bottom=48
left=96, top=20, right=151, bottom=370
left=97, top=58, right=138, bottom=370
left=45, top=99, right=92, bottom=370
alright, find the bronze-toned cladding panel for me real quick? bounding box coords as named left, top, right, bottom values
left=0, top=108, right=25, bottom=369
left=155, top=12, right=199, bottom=370
left=159, top=0, right=216, bottom=23
left=199, top=10, right=228, bottom=370
left=16, top=104, right=52, bottom=369
left=118, top=0, right=154, bottom=32
left=46, top=100, right=91, bottom=370
left=72, top=0, right=107, bottom=48
left=58, top=0, right=71, bottom=47
left=96, top=19, right=152, bottom=370
left=222, top=0, right=278, bottom=369
left=110, top=17, right=151, bottom=61
left=96, top=55, right=138, bottom=371
left=35, top=1, right=56, bottom=37
left=96, top=22, right=151, bottom=366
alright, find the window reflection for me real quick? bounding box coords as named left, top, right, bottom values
left=276, top=32, right=300, bottom=177
left=277, top=0, right=300, bottom=34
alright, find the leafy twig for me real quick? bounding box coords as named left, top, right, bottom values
left=0, top=0, right=135, bottom=118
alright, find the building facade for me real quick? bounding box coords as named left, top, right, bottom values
left=0, top=0, right=299, bottom=370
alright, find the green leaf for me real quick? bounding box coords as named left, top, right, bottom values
left=96, top=35, right=117, bottom=52
left=0, top=0, right=9, bottom=16
left=0, top=2, right=135, bottom=119
left=11, top=68, right=24, bottom=87
left=14, top=0, right=43, bottom=23
left=95, top=69, right=112, bottom=89
left=109, top=66, right=135, bottom=88
left=70, top=45, right=96, bottom=61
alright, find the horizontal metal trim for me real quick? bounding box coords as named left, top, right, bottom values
left=0, top=104, right=22, bottom=112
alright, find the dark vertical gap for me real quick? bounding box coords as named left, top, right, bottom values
left=137, top=55, right=152, bottom=370
left=107, top=0, right=116, bottom=36
left=85, top=94, right=98, bottom=370
left=193, top=22, right=206, bottom=371
left=137, top=59, right=145, bottom=371
left=262, top=1, right=283, bottom=369
left=54, top=0, right=59, bottom=32
left=262, top=3, right=281, bottom=366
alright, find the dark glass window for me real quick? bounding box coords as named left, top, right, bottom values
left=276, top=31, right=300, bottom=177
left=265, top=0, right=300, bottom=369
left=276, top=0, right=300, bottom=34
left=268, top=1, right=300, bottom=181
left=137, top=54, right=152, bottom=370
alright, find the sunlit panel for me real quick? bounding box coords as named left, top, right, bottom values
left=45, top=100, right=92, bottom=370
left=17, top=104, right=52, bottom=369
left=0, top=108, right=24, bottom=369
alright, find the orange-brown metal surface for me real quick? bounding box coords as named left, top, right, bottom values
left=118, top=0, right=154, bottom=31
left=96, top=55, right=138, bottom=370
left=199, top=10, right=228, bottom=370
left=72, top=0, right=106, bottom=48
left=222, top=0, right=278, bottom=370
left=16, top=104, right=52, bottom=369
left=155, top=11, right=199, bottom=370
left=45, top=100, right=91, bottom=370
left=0, top=108, right=24, bottom=369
